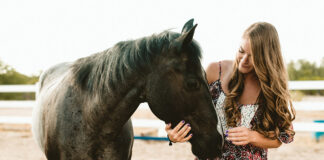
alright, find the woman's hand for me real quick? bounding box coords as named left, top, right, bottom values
left=227, top=126, right=255, bottom=146
left=165, top=120, right=193, bottom=143
left=227, top=126, right=282, bottom=148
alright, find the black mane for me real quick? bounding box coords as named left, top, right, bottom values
left=71, top=30, right=202, bottom=95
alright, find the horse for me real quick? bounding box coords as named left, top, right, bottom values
left=32, top=19, right=223, bottom=160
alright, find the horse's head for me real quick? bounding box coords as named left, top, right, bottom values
left=145, top=19, right=223, bottom=159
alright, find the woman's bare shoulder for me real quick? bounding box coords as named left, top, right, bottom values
left=221, top=60, right=234, bottom=74
left=206, top=60, right=234, bottom=84
left=206, top=62, right=220, bottom=84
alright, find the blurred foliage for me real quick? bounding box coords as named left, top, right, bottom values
left=289, top=90, right=305, bottom=101
left=0, top=59, right=39, bottom=100
left=287, top=57, right=324, bottom=96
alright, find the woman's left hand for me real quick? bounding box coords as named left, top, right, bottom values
left=226, top=126, right=255, bottom=146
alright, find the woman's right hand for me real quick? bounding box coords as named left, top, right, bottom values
left=165, top=120, right=193, bottom=143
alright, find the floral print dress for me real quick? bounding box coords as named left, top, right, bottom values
left=208, top=62, right=294, bottom=160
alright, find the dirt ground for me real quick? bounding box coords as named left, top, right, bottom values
left=1, top=96, right=324, bottom=160
left=1, top=128, right=324, bottom=160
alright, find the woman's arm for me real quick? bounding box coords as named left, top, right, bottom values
left=206, top=62, right=220, bottom=84
left=227, top=126, right=282, bottom=148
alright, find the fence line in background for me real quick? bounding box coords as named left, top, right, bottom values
left=1, top=81, right=324, bottom=135
left=288, top=80, right=324, bottom=90
left=1, top=100, right=324, bottom=111
left=0, top=85, right=36, bottom=92
left=1, top=116, right=324, bottom=134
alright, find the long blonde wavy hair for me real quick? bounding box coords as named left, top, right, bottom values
left=224, top=22, right=295, bottom=139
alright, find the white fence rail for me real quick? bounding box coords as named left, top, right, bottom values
left=0, top=100, right=35, bottom=108
left=0, top=85, right=36, bottom=92
left=1, top=80, right=324, bottom=134
left=288, top=80, right=324, bottom=90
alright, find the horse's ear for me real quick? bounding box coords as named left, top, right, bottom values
left=171, top=19, right=197, bottom=52
left=176, top=23, right=198, bottom=49
left=181, top=19, right=194, bottom=34
left=181, top=23, right=197, bottom=46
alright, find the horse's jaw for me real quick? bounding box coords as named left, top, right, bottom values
left=189, top=137, right=222, bottom=159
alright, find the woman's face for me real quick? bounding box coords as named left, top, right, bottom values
left=237, top=38, right=255, bottom=74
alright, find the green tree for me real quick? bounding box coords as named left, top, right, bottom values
left=287, top=58, right=324, bottom=95
left=287, top=61, right=297, bottom=80
left=0, top=59, right=39, bottom=100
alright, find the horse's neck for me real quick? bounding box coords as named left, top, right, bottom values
left=110, top=84, right=144, bottom=122
left=81, top=40, right=151, bottom=132
left=85, top=80, right=145, bottom=134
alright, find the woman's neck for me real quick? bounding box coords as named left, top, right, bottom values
left=243, top=71, right=259, bottom=84
left=240, top=71, right=262, bottom=105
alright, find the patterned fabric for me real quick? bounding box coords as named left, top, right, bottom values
left=207, top=77, right=294, bottom=160
left=240, top=104, right=259, bottom=128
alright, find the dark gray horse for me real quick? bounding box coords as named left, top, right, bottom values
left=32, top=19, right=223, bottom=160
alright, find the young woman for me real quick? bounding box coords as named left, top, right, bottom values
left=165, top=22, right=295, bottom=159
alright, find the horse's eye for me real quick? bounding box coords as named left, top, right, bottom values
left=185, top=79, right=200, bottom=90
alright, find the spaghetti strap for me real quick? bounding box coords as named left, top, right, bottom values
left=218, top=61, right=222, bottom=80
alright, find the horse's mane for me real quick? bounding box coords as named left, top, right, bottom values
left=71, top=30, right=202, bottom=95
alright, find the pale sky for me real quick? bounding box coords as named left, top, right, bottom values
left=1, top=0, right=324, bottom=76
